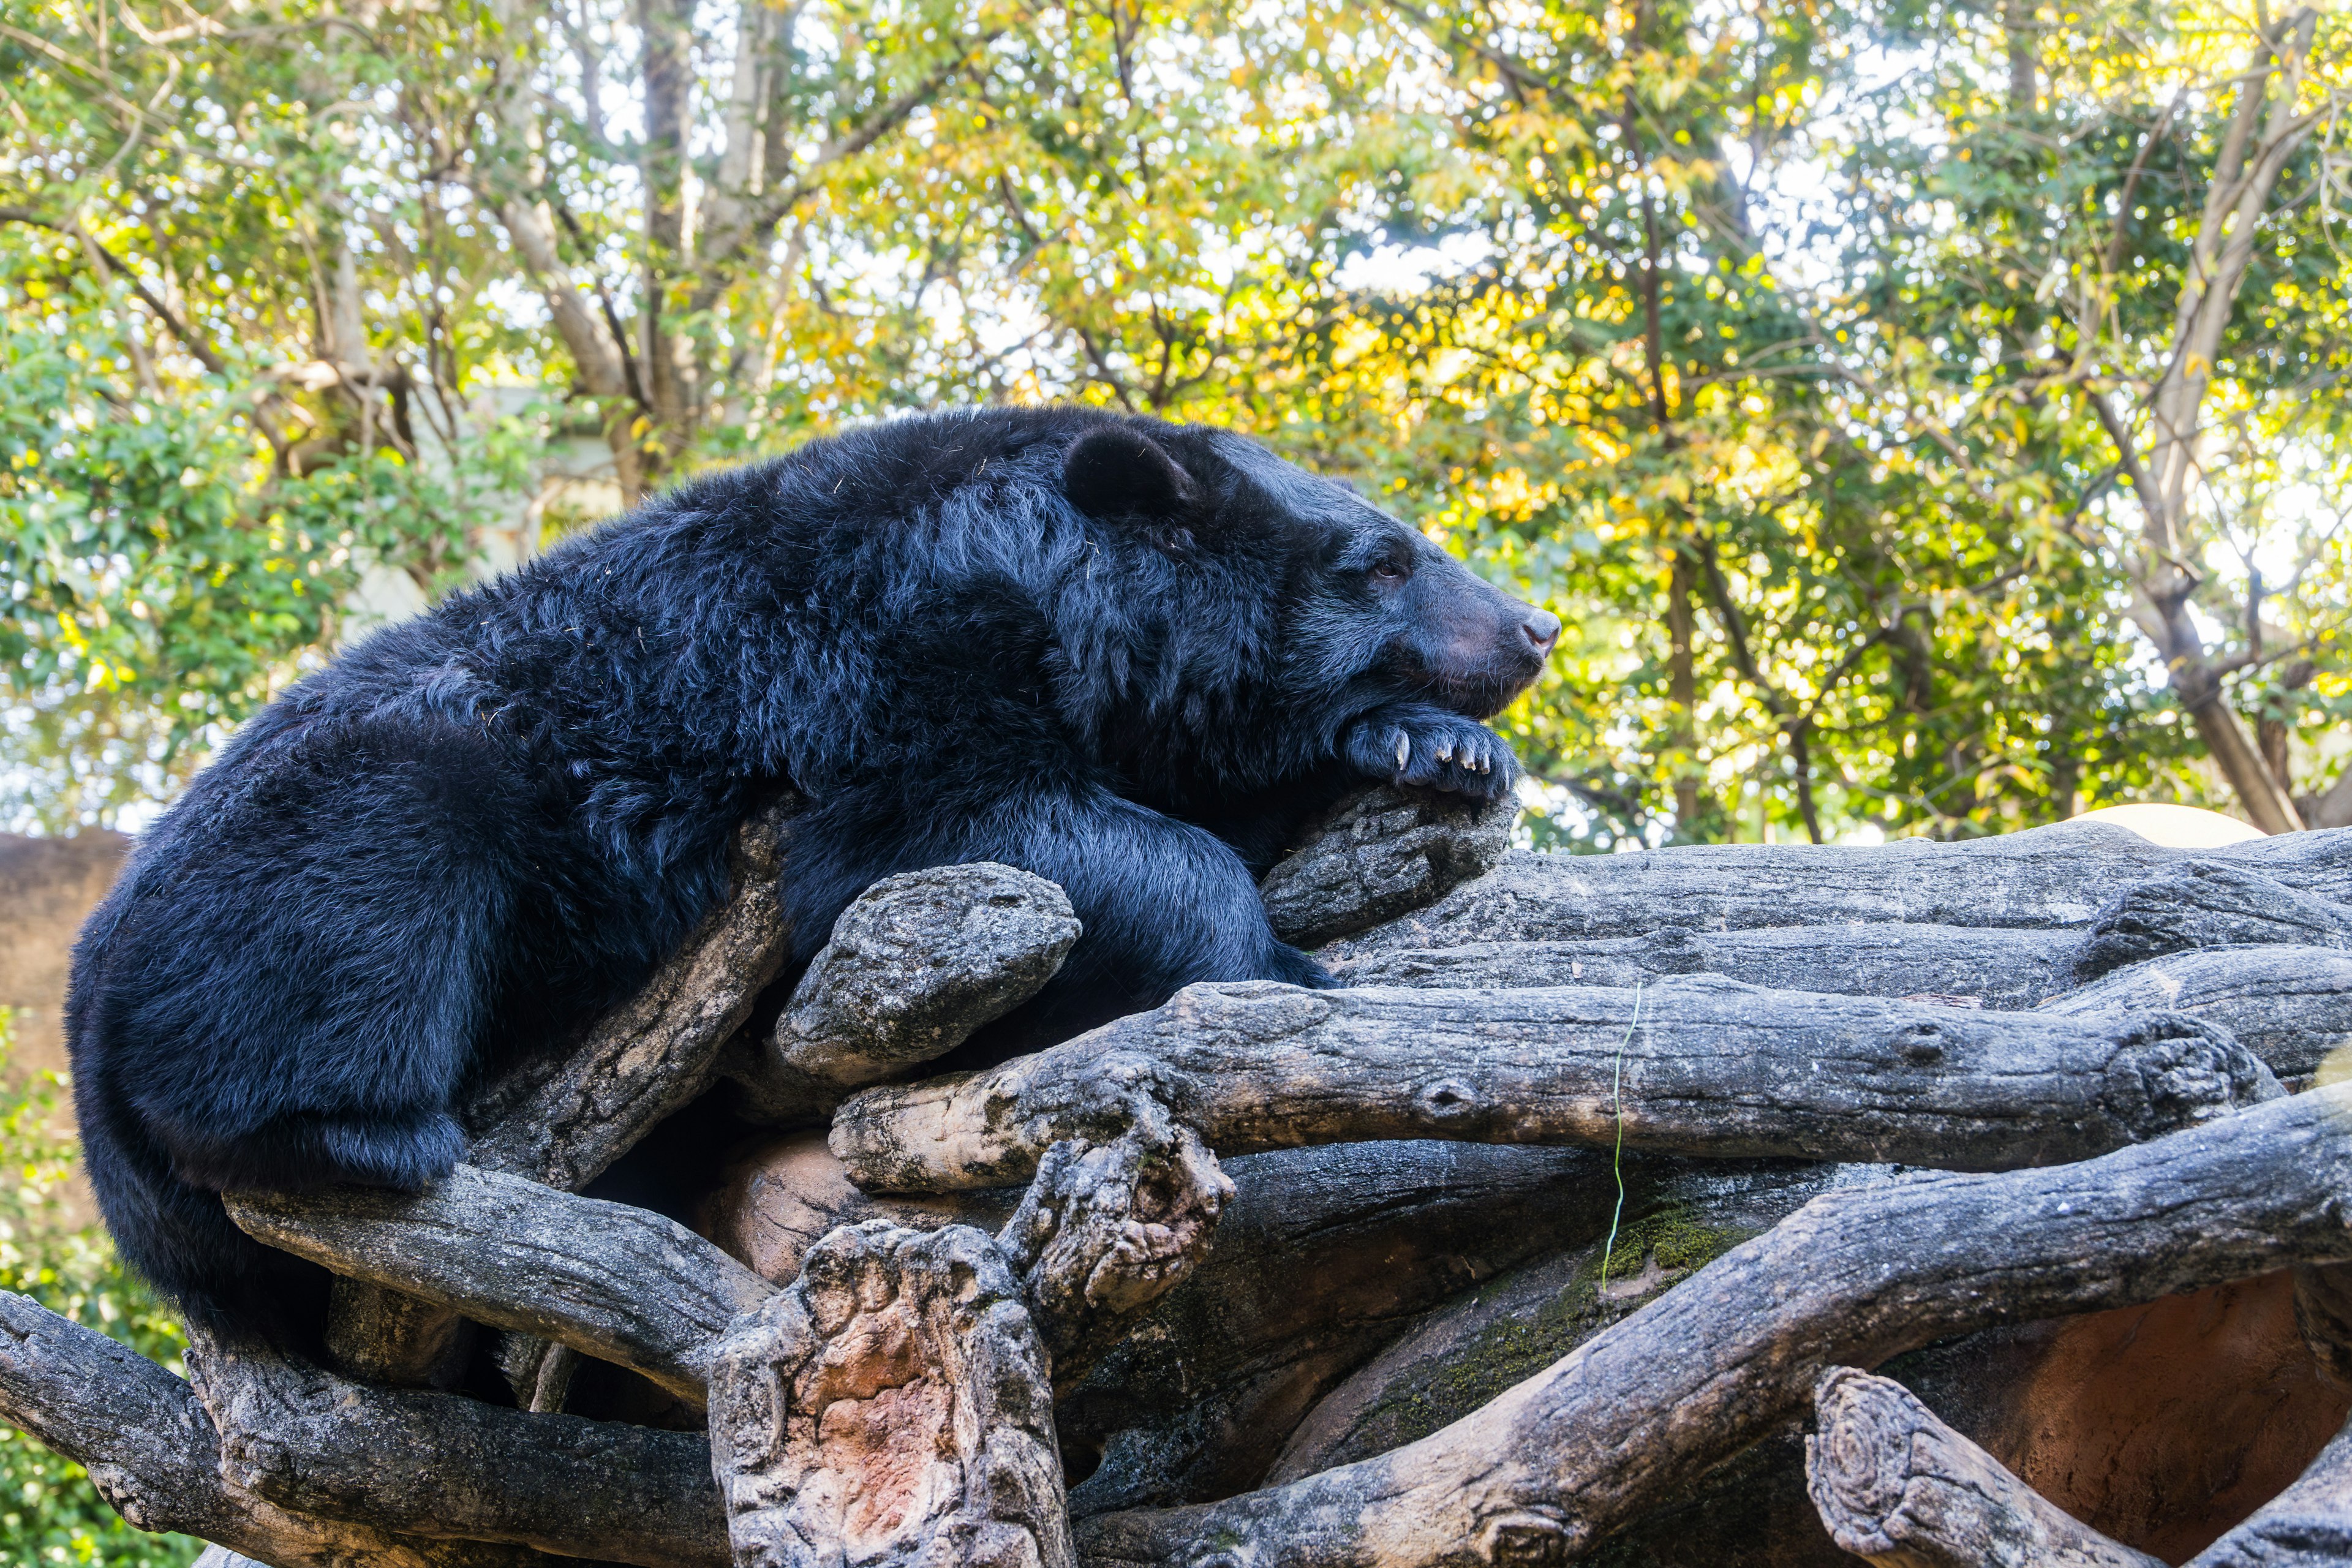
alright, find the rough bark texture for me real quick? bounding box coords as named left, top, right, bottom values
left=1077, top=1085, right=2352, bottom=1568
left=1803, top=1367, right=2164, bottom=1568
left=227, top=1165, right=777, bottom=1402
left=2067, top=861, right=2352, bottom=982
left=832, top=977, right=2277, bottom=1191
left=2294, top=1261, right=2352, bottom=1389
left=738, top=862, right=1079, bottom=1123
left=1324, top=820, right=2352, bottom=956
left=706, top=1221, right=1074, bottom=1568
left=1258, top=785, right=1517, bottom=949
left=2042, top=944, right=2352, bottom=1080
left=467, top=796, right=798, bottom=1189
left=1330, top=924, right=2075, bottom=1010
left=0, top=1294, right=561, bottom=1568
left=187, top=1327, right=727, bottom=1568
left=996, top=1110, right=1232, bottom=1385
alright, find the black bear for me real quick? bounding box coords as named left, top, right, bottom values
left=67, top=406, right=1559, bottom=1333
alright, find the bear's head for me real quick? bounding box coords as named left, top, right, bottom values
left=1060, top=420, right=1560, bottom=727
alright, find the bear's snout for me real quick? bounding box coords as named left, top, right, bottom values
left=1520, top=608, right=1561, bottom=655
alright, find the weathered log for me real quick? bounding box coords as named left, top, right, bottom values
left=831, top=978, right=2278, bottom=1192
left=467, top=796, right=798, bottom=1188
left=734, top=861, right=1080, bottom=1123
left=706, top=1221, right=1073, bottom=1568
left=0, top=1293, right=554, bottom=1568
left=1259, top=785, right=1517, bottom=949
left=1803, top=1367, right=2163, bottom=1568
left=187, top=1327, right=728, bottom=1568
left=1324, top=822, right=2352, bottom=956
left=997, top=1109, right=1233, bottom=1384
left=2192, top=1409, right=2352, bottom=1567
left=1075, top=1084, right=2352, bottom=1568
left=2042, top=944, right=2352, bottom=1082
left=1330, top=925, right=2073, bottom=1009
left=2068, top=861, right=2352, bottom=982
left=226, top=1165, right=777, bottom=1403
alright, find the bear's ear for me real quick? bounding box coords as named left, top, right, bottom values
left=1062, top=426, right=1201, bottom=523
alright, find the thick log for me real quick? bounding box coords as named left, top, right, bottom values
left=831, top=978, right=2279, bottom=1192
left=1324, top=822, right=2352, bottom=955
left=2192, top=1410, right=2352, bottom=1567
left=1803, top=1367, right=2163, bottom=1568
left=736, top=861, right=1080, bottom=1122
left=2294, top=1261, right=2352, bottom=1388
left=1075, top=1084, right=2352, bottom=1568
left=2042, top=945, right=2352, bottom=1080
left=187, top=1328, right=728, bottom=1568
left=997, top=1110, right=1233, bottom=1384
left=706, top=1221, right=1073, bottom=1568
left=0, top=1293, right=552, bottom=1568
left=226, top=1165, right=777, bottom=1403
left=1259, top=785, right=1517, bottom=949
left=1331, top=925, right=2072, bottom=1009
left=467, top=796, right=798, bottom=1188
left=2068, top=861, right=2352, bottom=982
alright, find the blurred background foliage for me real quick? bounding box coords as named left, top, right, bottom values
left=0, top=0, right=2346, bottom=851
left=0, top=1009, right=197, bottom=1567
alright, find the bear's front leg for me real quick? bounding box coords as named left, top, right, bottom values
left=1341, top=702, right=1521, bottom=801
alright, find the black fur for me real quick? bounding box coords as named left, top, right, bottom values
left=66, top=407, right=1559, bottom=1333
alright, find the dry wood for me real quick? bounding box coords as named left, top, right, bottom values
left=2043, top=944, right=2352, bottom=1080
left=1803, top=1367, right=2163, bottom=1568
left=0, top=1293, right=552, bottom=1568
left=1331, top=924, right=2073, bottom=1010
left=227, top=1165, right=777, bottom=1403
left=831, top=977, right=2278, bottom=1191
left=736, top=861, right=1079, bottom=1122
left=1324, top=821, right=2352, bottom=956
left=1258, top=785, right=1517, bottom=949
left=997, top=1109, right=1232, bottom=1384
left=1076, top=1084, right=2352, bottom=1568
left=2294, top=1261, right=2352, bottom=1389
left=187, top=1327, right=728, bottom=1568
left=2067, top=861, right=2352, bottom=982
left=706, top=1221, right=1073, bottom=1568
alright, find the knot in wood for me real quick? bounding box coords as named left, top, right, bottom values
left=1479, top=1509, right=1580, bottom=1567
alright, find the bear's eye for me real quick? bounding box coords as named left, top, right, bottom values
left=1370, top=557, right=1411, bottom=582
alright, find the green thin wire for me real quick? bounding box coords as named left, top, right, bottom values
left=1595, top=980, right=1645, bottom=1294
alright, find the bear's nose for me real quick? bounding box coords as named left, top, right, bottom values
left=1521, top=608, right=1562, bottom=654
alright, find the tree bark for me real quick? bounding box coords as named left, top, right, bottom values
left=706, top=1222, right=1074, bottom=1568
left=1332, top=924, right=2074, bottom=1011
left=734, top=861, right=1078, bottom=1123
left=831, top=978, right=2277, bottom=1191
left=1324, top=823, right=2352, bottom=954
left=1257, top=785, right=1517, bottom=949
left=227, top=1166, right=777, bottom=1404
left=2041, top=943, right=2352, bottom=1080
left=1804, top=1367, right=2163, bottom=1567
left=2065, top=861, right=2352, bottom=981
left=1077, top=1084, right=2352, bottom=1568
left=187, top=1328, right=728, bottom=1568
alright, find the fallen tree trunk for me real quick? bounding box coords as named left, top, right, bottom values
left=1804, top=1367, right=2164, bottom=1568
left=832, top=978, right=2278, bottom=1191
left=1330, top=925, right=2073, bottom=1010
left=227, top=1166, right=778, bottom=1403
left=2065, top=862, right=2352, bottom=982
left=1076, top=1085, right=2352, bottom=1568
left=1258, top=785, right=1517, bottom=948
left=0, top=1294, right=556, bottom=1568
left=1324, top=822, right=2352, bottom=955
left=2042, top=944, right=2352, bottom=1081
left=187, top=1327, right=729, bottom=1568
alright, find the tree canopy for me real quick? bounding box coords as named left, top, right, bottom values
left=0, top=0, right=2346, bottom=844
